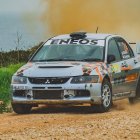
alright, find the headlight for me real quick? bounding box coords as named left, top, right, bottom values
left=12, top=75, right=27, bottom=84
left=71, top=75, right=99, bottom=83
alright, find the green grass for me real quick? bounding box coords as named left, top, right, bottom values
left=0, top=63, right=24, bottom=104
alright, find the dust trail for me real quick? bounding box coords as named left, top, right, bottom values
left=113, top=99, right=140, bottom=111
left=40, top=0, right=140, bottom=42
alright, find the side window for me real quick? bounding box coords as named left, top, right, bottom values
left=108, top=39, right=121, bottom=63
left=116, top=38, right=134, bottom=59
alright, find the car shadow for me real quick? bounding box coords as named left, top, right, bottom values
left=30, top=105, right=96, bottom=114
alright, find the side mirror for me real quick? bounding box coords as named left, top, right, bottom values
left=107, top=55, right=116, bottom=64
left=136, top=43, right=140, bottom=54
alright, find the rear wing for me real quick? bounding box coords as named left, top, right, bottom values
left=129, top=42, right=140, bottom=55
left=129, top=42, right=136, bottom=45
left=129, top=42, right=136, bottom=53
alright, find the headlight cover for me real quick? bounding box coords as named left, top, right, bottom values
left=71, top=75, right=99, bottom=84
left=12, top=75, right=27, bottom=84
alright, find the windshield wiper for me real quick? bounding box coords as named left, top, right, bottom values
left=80, top=58, right=102, bottom=62
left=47, top=58, right=79, bottom=61
left=32, top=58, right=102, bottom=62
left=33, top=58, right=78, bottom=62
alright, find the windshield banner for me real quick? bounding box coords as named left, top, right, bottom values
left=45, top=39, right=105, bottom=46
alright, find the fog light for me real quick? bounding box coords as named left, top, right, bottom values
left=63, top=90, right=75, bottom=98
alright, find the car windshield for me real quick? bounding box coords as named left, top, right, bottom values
left=31, top=44, right=104, bottom=62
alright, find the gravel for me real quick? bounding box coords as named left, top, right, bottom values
left=0, top=99, right=140, bottom=140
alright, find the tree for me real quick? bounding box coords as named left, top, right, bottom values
left=14, top=32, right=24, bottom=63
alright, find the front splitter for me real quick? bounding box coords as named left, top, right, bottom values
left=12, top=97, right=94, bottom=105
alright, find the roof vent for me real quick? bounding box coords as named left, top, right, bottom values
left=70, top=32, right=87, bottom=39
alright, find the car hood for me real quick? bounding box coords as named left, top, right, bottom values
left=16, top=61, right=107, bottom=77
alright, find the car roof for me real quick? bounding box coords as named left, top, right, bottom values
left=51, top=33, right=112, bottom=40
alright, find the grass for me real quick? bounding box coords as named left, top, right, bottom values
left=0, top=63, right=24, bottom=113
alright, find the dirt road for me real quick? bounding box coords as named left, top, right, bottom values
left=0, top=99, right=140, bottom=140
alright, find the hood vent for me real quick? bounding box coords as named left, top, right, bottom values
left=38, top=66, right=72, bottom=68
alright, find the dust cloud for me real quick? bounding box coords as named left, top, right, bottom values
left=40, top=0, right=140, bottom=42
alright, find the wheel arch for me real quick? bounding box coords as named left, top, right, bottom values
left=102, top=75, right=111, bottom=83
left=102, top=75, right=112, bottom=91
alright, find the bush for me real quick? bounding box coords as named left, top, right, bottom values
left=0, top=63, right=24, bottom=104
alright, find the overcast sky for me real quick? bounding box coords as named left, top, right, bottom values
left=0, top=0, right=44, bottom=51
left=0, top=0, right=41, bottom=15
left=1, top=0, right=140, bottom=51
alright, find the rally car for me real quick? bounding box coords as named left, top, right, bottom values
left=11, top=32, right=140, bottom=114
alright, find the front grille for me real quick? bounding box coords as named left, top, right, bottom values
left=33, top=90, right=90, bottom=100
left=28, top=77, right=70, bottom=84
left=33, top=90, right=62, bottom=99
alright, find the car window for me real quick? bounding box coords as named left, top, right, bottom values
left=108, top=39, right=121, bottom=63
left=115, top=38, right=134, bottom=59
left=32, top=44, right=104, bottom=61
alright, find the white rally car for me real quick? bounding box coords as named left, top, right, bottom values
left=11, top=32, right=140, bottom=114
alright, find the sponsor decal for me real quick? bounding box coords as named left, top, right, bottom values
left=49, top=39, right=105, bottom=46
left=109, top=64, right=121, bottom=73
left=95, top=67, right=103, bottom=82
left=82, top=66, right=92, bottom=76
left=82, top=64, right=97, bottom=76
left=121, top=65, right=132, bottom=71
left=126, top=73, right=138, bottom=82
left=82, top=63, right=108, bottom=81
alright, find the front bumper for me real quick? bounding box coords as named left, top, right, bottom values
left=11, top=83, right=102, bottom=105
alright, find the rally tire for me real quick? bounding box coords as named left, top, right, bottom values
left=91, top=79, right=112, bottom=113
left=129, top=77, right=140, bottom=104
left=128, top=97, right=137, bottom=104
left=12, top=103, right=32, bottom=114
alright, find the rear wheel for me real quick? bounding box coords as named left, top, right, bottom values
left=12, top=103, right=32, bottom=114
left=129, top=77, right=140, bottom=104
left=128, top=97, right=137, bottom=104
left=91, top=79, right=112, bottom=113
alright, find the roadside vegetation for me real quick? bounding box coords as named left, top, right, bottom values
left=0, top=42, right=43, bottom=67
left=0, top=63, right=23, bottom=113
left=0, top=42, right=43, bottom=113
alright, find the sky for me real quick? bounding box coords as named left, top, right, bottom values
left=0, top=0, right=140, bottom=51
left=0, top=0, right=40, bottom=14
left=0, top=0, right=44, bottom=51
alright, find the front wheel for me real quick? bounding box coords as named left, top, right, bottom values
left=91, top=79, right=112, bottom=113
left=12, top=103, right=32, bottom=114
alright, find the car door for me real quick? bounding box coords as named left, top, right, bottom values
left=107, top=38, right=126, bottom=94
left=115, top=37, right=139, bottom=93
